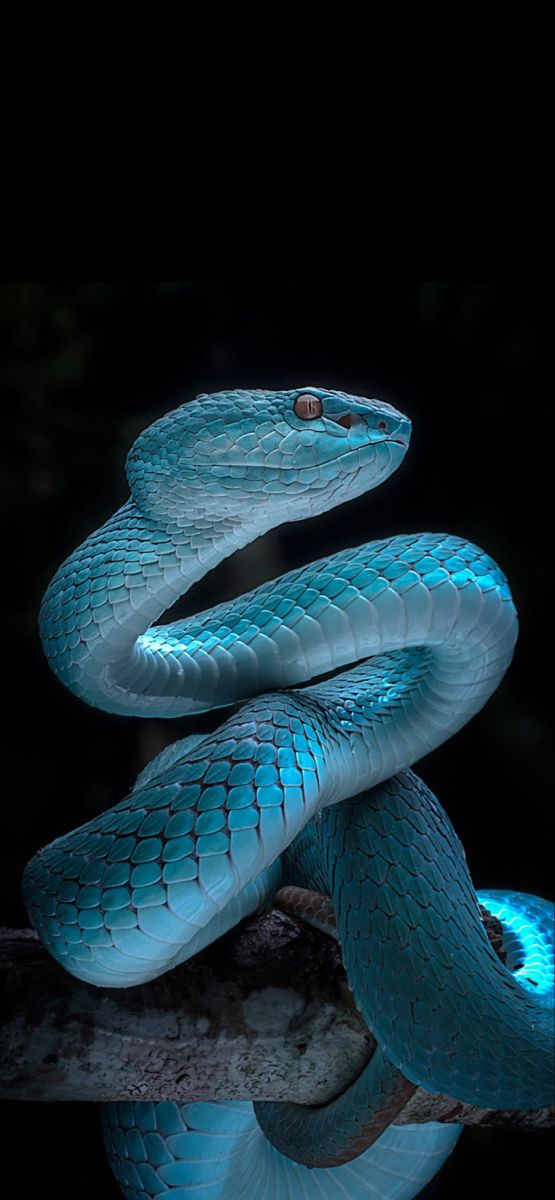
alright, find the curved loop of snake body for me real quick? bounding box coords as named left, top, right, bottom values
left=23, top=388, right=554, bottom=1200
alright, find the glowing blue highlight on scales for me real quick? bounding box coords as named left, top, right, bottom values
left=478, top=890, right=554, bottom=998
left=22, top=387, right=552, bottom=1199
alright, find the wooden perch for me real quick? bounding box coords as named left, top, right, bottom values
left=0, top=918, right=553, bottom=1132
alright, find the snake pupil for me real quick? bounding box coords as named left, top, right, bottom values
left=294, top=394, right=323, bottom=420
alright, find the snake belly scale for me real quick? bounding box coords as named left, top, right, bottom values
left=23, top=388, right=554, bottom=1200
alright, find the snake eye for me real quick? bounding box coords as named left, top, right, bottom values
left=377, top=420, right=387, bottom=431
left=294, top=394, right=323, bottom=421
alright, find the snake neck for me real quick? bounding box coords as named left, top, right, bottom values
left=39, top=498, right=269, bottom=715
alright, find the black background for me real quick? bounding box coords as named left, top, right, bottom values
left=1, top=281, right=553, bottom=1196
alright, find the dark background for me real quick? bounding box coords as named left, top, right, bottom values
left=1, top=281, right=553, bottom=1196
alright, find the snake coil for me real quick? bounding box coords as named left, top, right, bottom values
left=23, top=388, right=554, bottom=1200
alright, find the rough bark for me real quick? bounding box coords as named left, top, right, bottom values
left=0, top=921, right=553, bottom=1132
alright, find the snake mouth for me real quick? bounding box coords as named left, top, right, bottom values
left=213, top=429, right=409, bottom=475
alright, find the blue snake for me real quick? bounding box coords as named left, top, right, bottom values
left=23, top=388, right=554, bottom=1199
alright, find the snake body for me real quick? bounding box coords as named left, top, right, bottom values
left=23, top=388, right=554, bottom=1199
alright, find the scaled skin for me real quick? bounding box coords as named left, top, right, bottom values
left=23, top=389, right=554, bottom=1199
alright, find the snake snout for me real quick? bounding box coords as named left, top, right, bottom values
left=346, top=398, right=412, bottom=452
left=389, top=414, right=412, bottom=448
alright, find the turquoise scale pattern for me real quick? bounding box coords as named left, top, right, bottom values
left=22, top=388, right=555, bottom=1200
left=38, top=388, right=411, bottom=716
left=23, top=697, right=327, bottom=986
left=99, top=784, right=554, bottom=1192
left=39, top=510, right=517, bottom=723
left=100, top=1100, right=462, bottom=1200
left=475, top=891, right=555, bottom=997
left=254, top=772, right=553, bottom=1172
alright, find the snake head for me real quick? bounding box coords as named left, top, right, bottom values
left=126, top=387, right=411, bottom=529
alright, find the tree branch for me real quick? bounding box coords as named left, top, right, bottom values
left=1, top=922, right=552, bottom=1132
